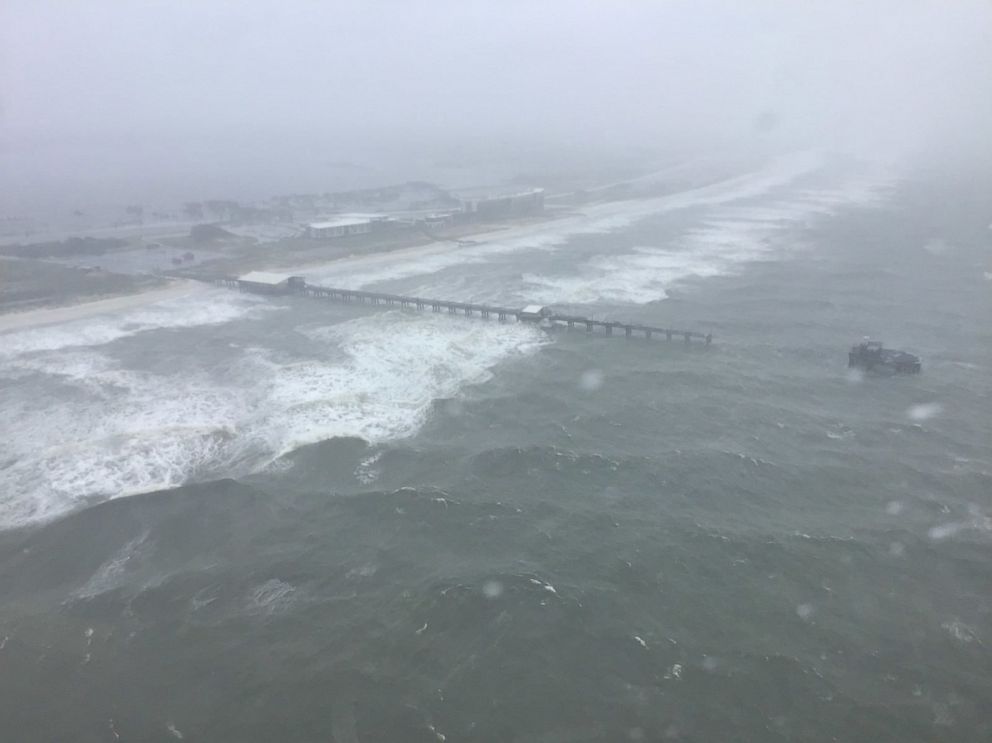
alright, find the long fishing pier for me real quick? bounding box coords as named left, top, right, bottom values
left=216, top=273, right=711, bottom=345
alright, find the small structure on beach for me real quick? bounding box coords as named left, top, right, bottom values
left=237, top=271, right=305, bottom=294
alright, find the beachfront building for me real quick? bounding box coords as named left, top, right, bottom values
left=307, top=214, right=389, bottom=239
left=456, top=187, right=545, bottom=220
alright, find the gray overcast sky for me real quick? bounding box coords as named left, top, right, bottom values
left=2, top=1, right=991, bottom=207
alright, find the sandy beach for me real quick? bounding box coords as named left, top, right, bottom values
left=0, top=279, right=207, bottom=334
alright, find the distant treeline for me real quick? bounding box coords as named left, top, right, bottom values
left=0, top=236, right=127, bottom=259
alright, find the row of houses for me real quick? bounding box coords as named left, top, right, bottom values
left=457, top=187, right=545, bottom=219
left=303, top=187, right=545, bottom=241
left=307, top=213, right=391, bottom=239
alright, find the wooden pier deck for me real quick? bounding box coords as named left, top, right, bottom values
left=216, top=277, right=711, bottom=344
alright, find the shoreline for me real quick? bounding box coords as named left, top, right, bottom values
left=274, top=211, right=575, bottom=277
left=0, top=211, right=575, bottom=335
left=0, top=279, right=207, bottom=334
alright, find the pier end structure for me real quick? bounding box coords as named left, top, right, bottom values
left=236, top=271, right=305, bottom=294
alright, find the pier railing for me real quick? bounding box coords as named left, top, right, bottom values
left=217, top=277, right=711, bottom=344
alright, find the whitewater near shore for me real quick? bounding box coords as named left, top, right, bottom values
left=0, top=279, right=207, bottom=334
left=0, top=151, right=904, bottom=529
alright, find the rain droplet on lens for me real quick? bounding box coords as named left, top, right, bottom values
left=907, top=402, right=942, bottom=421
left=796, top=603, right=814, bottom=620
left=482, top=580, right=503, bottom=599
left=928, top=523, right=962, bottom=541
left=579, top=369, right=604, bottom=391
left=844, top=368, right=864, bottom=384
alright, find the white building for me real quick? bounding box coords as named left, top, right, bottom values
left=519, top=305, right=553, bottom=322
left=307, top=214, right=388, bottom=239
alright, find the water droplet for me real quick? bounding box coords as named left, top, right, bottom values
left=796, top=603, right=814, bottom=620
left=579, top=369, right=604, bottom=391
left=907, top=402, right=942, bottom=421
left=885, top=500, right=904, bottom=515
left=928, top=522, right=963, bottom=541
left=482, top=580, right=503, bottom=599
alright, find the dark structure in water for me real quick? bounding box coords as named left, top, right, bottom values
left=849, top=340, right=921, bottom=374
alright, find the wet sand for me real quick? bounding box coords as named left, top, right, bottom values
left=0, top=280, right=206, bottom=333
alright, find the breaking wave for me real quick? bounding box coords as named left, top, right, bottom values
left=523, top=170, right=898, bottom=305
left=0, top=311, right=546, bottom=529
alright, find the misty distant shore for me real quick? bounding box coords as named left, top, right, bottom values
left=0, top=156, right=745, bottom=321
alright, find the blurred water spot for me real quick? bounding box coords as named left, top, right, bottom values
left=886, top=500, right=904, bottom=515
left=482, top=580, right=503, bottom=599
left=923, top=238, right=952, bottom=255
left=844, top=368, right=864, bottom=384
left=928, top=522, right=964, bottom=541
left=907, top=402, right=942, bottom=421
left=579, top=369, right=604, bottom=391
left=796, top=603, right=814, bottom=621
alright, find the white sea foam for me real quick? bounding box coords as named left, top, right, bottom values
left=0, top=290, right=276, bottom=358
left=259, top=312, right=546, bottom=453
left=75, top=531, right=150, bottom=599
left=521, top=171, right=897, bottom=306
left=0, top=312, right=546, bottom=529
left=247, top=579, right=297, bottom=615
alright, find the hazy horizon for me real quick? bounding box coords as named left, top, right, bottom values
left=2, top=1, right=991, bottom=211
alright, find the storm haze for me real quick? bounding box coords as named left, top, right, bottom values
left=2, top=1, right=990, bottom=210
left=3, top=4, right=992, bottom=742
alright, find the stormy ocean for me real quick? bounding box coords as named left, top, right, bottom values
left=1, top=155, right=990, bottom=742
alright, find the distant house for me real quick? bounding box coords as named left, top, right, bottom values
left=422, top=213, right=456, bottom=230
left=237, top=271, right=305, bottom=294
left=307, top=214, right=390, bottom=239
left=457, top=188, right=545, bottom=219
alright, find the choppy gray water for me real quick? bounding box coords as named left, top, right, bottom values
left=1, top=157, right=990, bottom=742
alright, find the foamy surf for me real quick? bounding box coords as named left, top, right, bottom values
left=521, top=169, right=898, bottom=306
left=257, top=312, right=547, bottom=455
left=0, top=311, right=546, bottom=529
left=0, top=289, right=278, bottom=358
